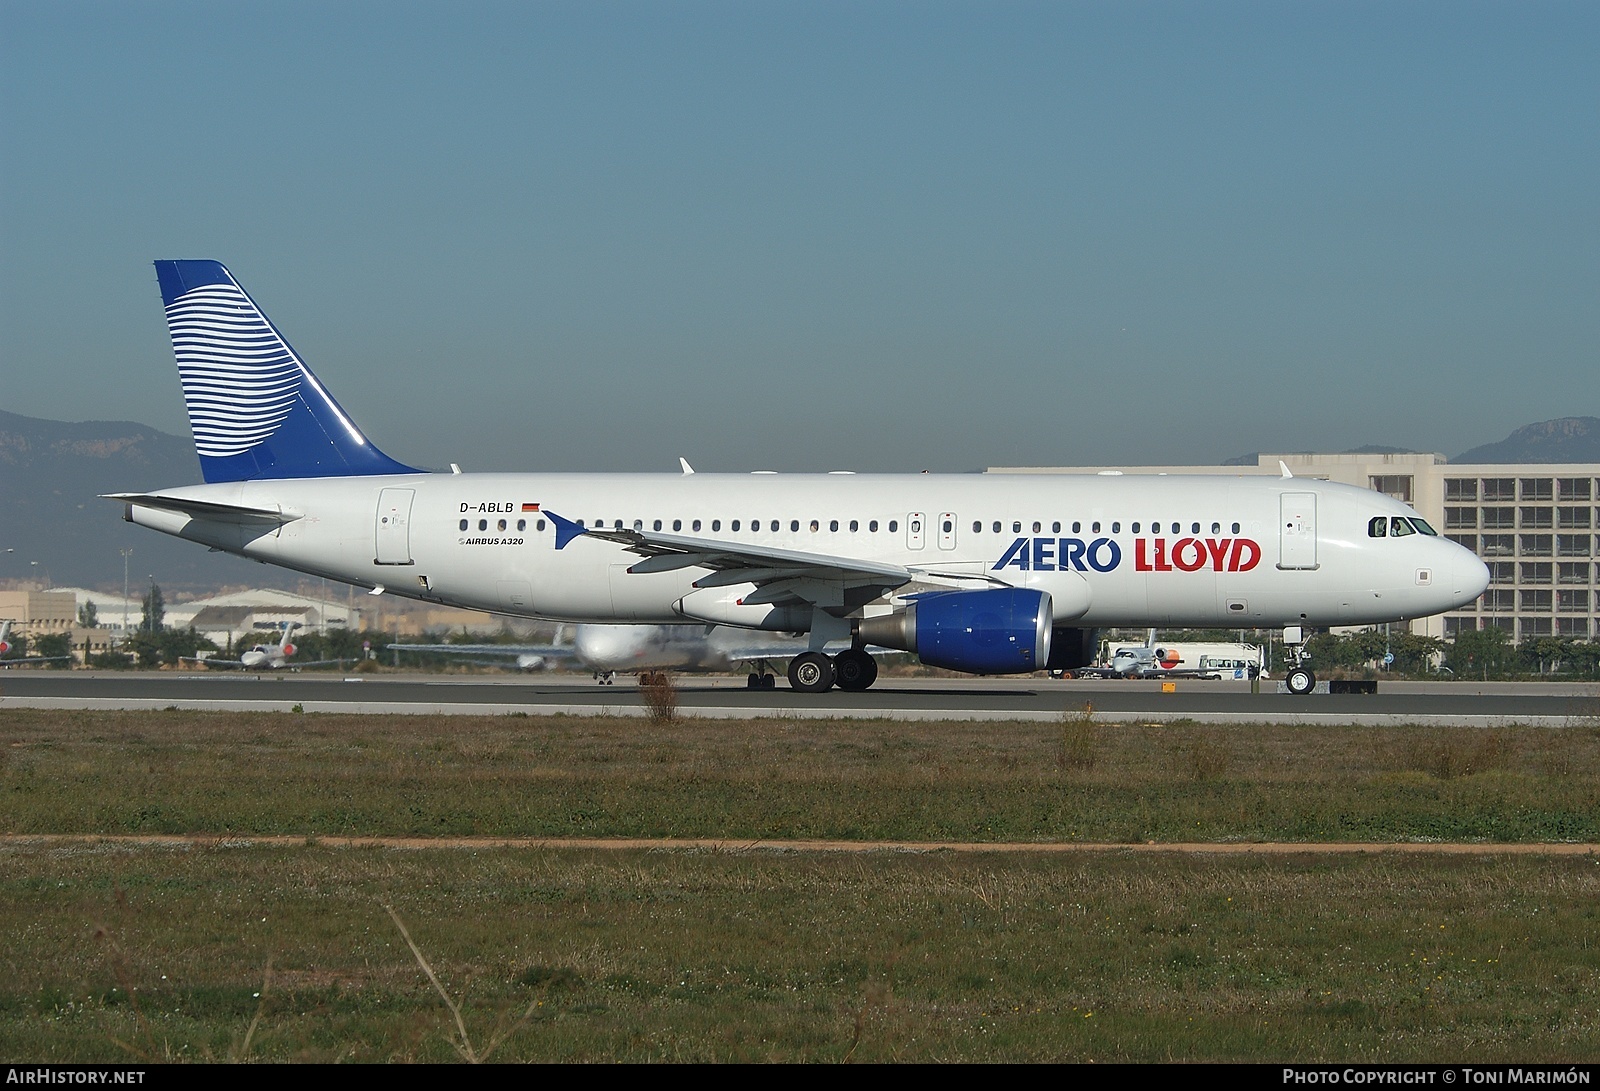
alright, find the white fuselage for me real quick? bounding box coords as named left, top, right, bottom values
left=125, top=471, right=1489, bottom=631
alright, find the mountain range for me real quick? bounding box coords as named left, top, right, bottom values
left=3, top=410, right=1597, bottom=590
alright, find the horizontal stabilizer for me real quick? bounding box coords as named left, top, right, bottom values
left=103, top=493, right=299, bottom=525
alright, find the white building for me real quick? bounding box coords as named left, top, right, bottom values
left=988, top=453, right=1598, bottom=643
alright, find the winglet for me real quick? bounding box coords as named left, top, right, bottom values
left=546, top=510, right=588, bottom=550
left=679, top=458, right=695, bottom=475
left=1279, top=460, right=1294, bottom=479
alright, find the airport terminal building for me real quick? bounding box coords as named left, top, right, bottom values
left=989, top=453, right=1599, bottom=643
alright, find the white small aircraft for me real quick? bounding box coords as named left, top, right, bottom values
left=391, top=623, right=849, bottom=687
left=0, top=620, right=76, bottom=667
left=110, top=261, right=1491, bottom=695
left=185, top=623, right=340, bottom=670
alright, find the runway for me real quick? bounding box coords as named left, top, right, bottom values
left=2, top=669, right=1594, bottom=725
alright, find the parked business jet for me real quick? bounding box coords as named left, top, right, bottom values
left=108, top=261, right=1490, bottom=695
left=184, top=623, right=338, bottom=671
left=0, top=620, right=76, bottom=667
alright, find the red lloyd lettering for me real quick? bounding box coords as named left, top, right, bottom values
left=1135, top=538, right=1261, bottom=572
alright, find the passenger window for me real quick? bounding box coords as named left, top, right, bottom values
left=459, top=519, right=468, bottom=531
left=973, top=521, right=982, bottom=533
left=810, top=520, right=819, bottom=532
left=1231, top=523, right=1240, bottom=534
left=1052, top=522, right=1061, bottom=533
left=993, top=521, right=1001, bottom=533
left=691, top=519, right=700, bottom=531
left=1072, top=522, right=1081, bottom=534
left=478, top=519, right=488, bottom=531
left=772, top=520, right=780, bottom=532
left=712, top=520, right=720, bottom=531
left=790, top=520, right=800, bottom=532
left=830, top=520, right=838, bottom=532
left=1092, top=522, right=1101, bottom=533
left=537, top=519, right=545, bottom=531
left=1032, top=521, right=1041, bottom=533
left=517, top=519, right=526, bottom=531
left=1391, top=517, right=1414, bottom=537
left=1192, top=523, right=1200, bottom=534
left=870, top=520, right=879, bottom=532
left=498, top=519, right=507, bottom=531
left=942, top=520, right=952, bottom=533
left=849, top=520, right=858, bottom=532
left=1013, top=521, right=1022, bottom=533
left=1211, top=522, right=1221, bottom=534
left=910, top=519, right=921, bottom=534
left=672, top=519, right=682, bottom=531
left=1112, top=522, right=1120, bottom=533
left=889, top=520, right=898, bottom=532
left=730, top=520, right=739, bottom=531
left=1132, top=523, right=1140, bottom=533
left=653, top=520, right=662, bottom=531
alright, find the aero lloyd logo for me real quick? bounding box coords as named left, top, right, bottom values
left=993, top=536, right=1261, bottom=573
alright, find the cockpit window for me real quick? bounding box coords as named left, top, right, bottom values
left=1410, top=518, right=1438, bottom=536
left=1368, top=517, right=1387, bottom=537
left=1390, top=517, right=1415, bottom=537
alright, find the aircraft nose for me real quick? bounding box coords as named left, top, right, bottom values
left=1451, top=550, right=1491, bottom=603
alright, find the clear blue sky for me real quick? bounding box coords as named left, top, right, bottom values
left=2, top=1, right=1595, bottom=472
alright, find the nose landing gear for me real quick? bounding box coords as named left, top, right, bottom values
left=1282, top=625, right=1316, bottom=695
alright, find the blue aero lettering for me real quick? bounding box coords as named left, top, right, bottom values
left=992, top=537, right=1122, bottom=573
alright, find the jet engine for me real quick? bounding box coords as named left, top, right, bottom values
left=855, top=588, right=1052, bottom=674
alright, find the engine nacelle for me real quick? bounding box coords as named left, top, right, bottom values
left=1045, top=626, right=1098, bottom=671
left=856, top=588, right=1052, bottom=674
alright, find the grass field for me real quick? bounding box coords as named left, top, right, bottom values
left=2, top=708, right=1598, bottom=1061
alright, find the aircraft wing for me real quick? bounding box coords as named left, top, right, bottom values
left=547, top=511, right=1002, bottom=610
left=387, top=643, right=574, bottom=658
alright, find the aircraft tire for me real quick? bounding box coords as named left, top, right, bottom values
left=788, top=651, right=835, bottom=693
left=833, top=649, right=878, bottom=691
left=1286, top=667, right=1316, bottom=695
left=761, top=674, right=776, bottom=690
left=747, top=673, right=762, bottom=689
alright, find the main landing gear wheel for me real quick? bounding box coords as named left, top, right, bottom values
left=833, top=648, right=879, bottom=691
left=1285, top=667, right=1316, bottom=695
left=787, top=651, right=836, bottom=693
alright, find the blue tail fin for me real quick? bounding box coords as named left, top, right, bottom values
left=154, top=260, right=420, bottom=482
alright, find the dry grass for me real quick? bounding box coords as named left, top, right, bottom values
left=0, top=843, right=1595, bottom=1062
left=2, top=709, right=1598, bottom=844
left=638, top=672, right=679, bottom=724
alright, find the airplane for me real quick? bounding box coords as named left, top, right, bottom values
left=107, top=260, right=1491, bottom=696
left=390, top=623, right=858, bottom=687
left=0, top=620, right=76, bottom=667
left=1077, top=646, right=1227, bottom=680
left=183, top=623, right=341, bottom=671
